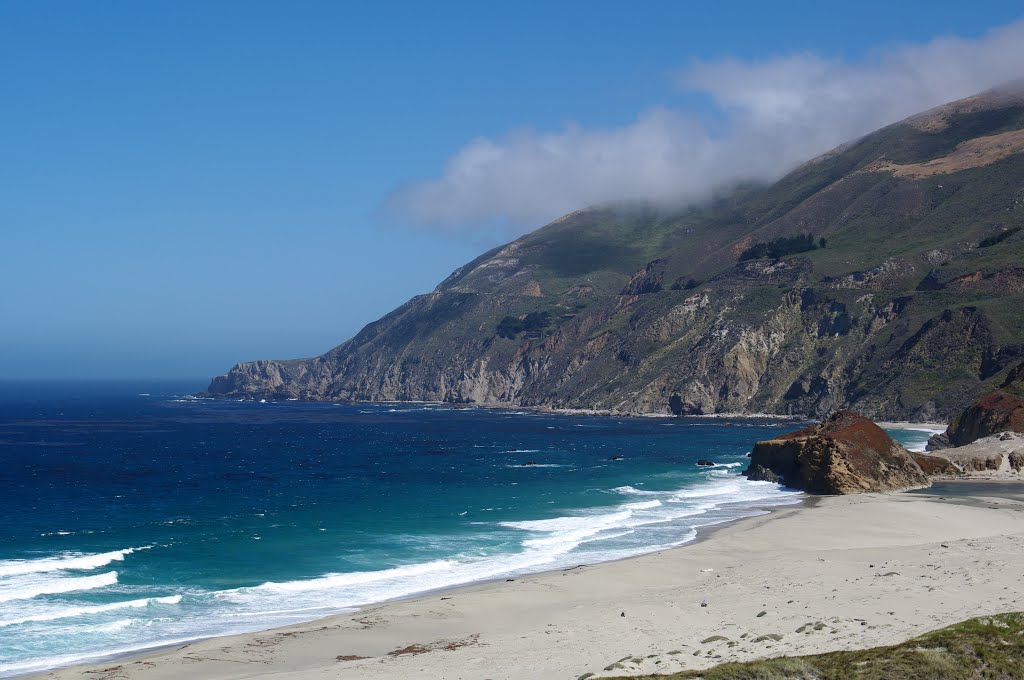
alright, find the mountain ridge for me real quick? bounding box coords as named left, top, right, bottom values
left=208, top=83, right=1024, bottom=421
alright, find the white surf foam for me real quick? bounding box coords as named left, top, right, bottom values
left=515, top=510, right=637, bottom=553
left=0, top=571, right=118, bottom=603
left=503, top=508, right=632, bottom=534
left=213, top=474, right=800, bottom=619
left=622, top=500, right=663, bottom=510
left=87, top=618, right=134, bottom=634
left=0, top=475, right=801, bottom=679
left=610, top=485, right=664, bottom=496
left=0, top=547, right=146, bottom=577
left=241, top=557, right=458, bottom=593
left=668, top=476, right=760, bottom=500
left=217, top=500, right=699, bottom=614
left=882, top=425, right=947, bottom=452
left=0, top=634, right=204, bottom=678
left=0, top=595, right=181, bottom=628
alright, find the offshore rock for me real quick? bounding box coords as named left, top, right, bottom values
left=743, top=411, right=928, bottom=494
left=744, top=464, right=782, bottom=484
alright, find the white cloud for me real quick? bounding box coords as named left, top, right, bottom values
left=388, top=21, right=1024, bottom=234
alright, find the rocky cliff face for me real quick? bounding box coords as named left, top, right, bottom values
left=929, top=389, right=1024, bottom=448
left=927, top=358, right=1024, bottom=448
left=909, top=452, right=960, bottom=477
left=208, top=86, right=1024, bottom=420
left=743, top=411, right=928, bottom=494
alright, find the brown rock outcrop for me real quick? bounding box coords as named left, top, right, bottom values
left=744, top=411, right=928, bottom=494
left=911, top=452, right=960, bottom=477
left=1010, top=450, right=1024, bottom=472
left=934, top=391, right=1024, bottom=448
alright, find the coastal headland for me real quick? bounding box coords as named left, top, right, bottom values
left=30, top=481, right=1024, bottom=680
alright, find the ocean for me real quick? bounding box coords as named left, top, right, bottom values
left=0, top=381, right=934, bottom=676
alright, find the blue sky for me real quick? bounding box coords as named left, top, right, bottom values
left=2, top=2, right=1023, bottom=380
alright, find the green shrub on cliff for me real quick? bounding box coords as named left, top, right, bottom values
left=738, top=233, right=820, bottom=262
left=979, top=227, right=1020, bottom=248
left=496, top=311, right=552, bottom=339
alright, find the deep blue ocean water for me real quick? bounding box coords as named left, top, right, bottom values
left=0, top=381, right=937, bottom=676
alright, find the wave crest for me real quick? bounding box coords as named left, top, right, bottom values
left=0, top=547, right=147, bottom=577
left=0, top=595, right=181, bottom=628
left=0, top=571, right=119, bottom=603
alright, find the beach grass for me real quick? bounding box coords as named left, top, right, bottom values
left=605, top=612, right=1024, bottom=679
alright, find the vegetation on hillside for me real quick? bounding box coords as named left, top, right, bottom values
left=602, top=612, right=1024, bottom=680
left=738, top=234, right=823, bottom=262
left=980, top=227, right=1020, bottom=248
left=496, top=311, right=552, bottom=339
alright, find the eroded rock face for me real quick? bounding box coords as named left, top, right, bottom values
left=911, top=452, right=960, bottom=477
left=937, top=392, right=1024, bottom=448
left=743, top=411, right=928, bottom=494
left=919, top=433, right=1024, bottom=478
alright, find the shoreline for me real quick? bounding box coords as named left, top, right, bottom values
left=874, top=421, right=946, bottom=432
left=194, top=391, right=954, bottom=426
left=192, top=393, right=811, bottom=420
left=10, top=400, right=953, bottom=679
left=27, top=479, right=1024, bottom=680
left=15, top=493, right=809, bottom=679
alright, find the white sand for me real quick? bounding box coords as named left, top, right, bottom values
left=28, top=485, right=1024, bottom=680
left=930, top=433, right=1024, bottom=479
left=875, top=421, right=947, bottom=434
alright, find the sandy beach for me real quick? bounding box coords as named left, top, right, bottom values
left=27, top=481, right=1024, bottom=680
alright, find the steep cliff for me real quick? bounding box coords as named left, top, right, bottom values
left=743, top=411, right=927, bottom=494
left=926, top=359, right=1024, bottom=448
left=209, top=85, right=1024, bottom=420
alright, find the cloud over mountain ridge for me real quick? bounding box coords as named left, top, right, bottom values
left=389, top=21, right=1024, bottom=233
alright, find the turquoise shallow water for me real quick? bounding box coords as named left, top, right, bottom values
left=888, top=426, right=945, bottom=453
left=0, top=381, right=926, bottom=676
